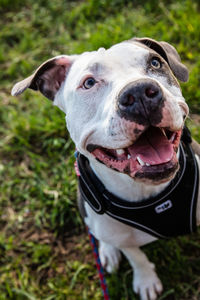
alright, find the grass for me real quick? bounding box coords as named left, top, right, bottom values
left=1, top=0, right=200, bottom=299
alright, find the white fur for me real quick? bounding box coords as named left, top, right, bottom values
left=55, top=41, right=195, bottom=300
left=122, top=247, right=163, bottom=300
left=55, top=42, right=188, bottom=157
left=99, top=241, right=121, bottom=273
left=13, top=40, right=199, bottom=300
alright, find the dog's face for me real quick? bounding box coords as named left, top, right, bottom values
left=12, top=38, right=189, bottom=185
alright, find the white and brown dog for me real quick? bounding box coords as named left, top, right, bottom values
left=12, top=37, right=200, bottom=300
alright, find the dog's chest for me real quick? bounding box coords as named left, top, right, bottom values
left=84, top=202, right=157, bottom=248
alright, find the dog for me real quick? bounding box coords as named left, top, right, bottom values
left=12, top=37, right=200, bottom=300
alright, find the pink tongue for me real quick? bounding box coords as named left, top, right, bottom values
left=128, top=127, right=173, bottom=165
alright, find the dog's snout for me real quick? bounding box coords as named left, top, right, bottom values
left=117, top=79, right=164, bottom=125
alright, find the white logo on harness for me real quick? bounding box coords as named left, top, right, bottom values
left=155, top=200, right=172, bottom=214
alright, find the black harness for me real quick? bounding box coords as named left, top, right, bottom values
left=76, top=128, right=199, bottom=239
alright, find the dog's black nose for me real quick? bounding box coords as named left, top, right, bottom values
left=117, top=79, right=164, bottom=125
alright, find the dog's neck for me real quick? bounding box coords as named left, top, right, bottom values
left=89, top=157, right=170, bottom=202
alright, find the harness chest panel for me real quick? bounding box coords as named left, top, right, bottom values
left=77, top=140, right=199, bottom=239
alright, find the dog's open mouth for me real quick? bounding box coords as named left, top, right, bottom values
left=88, top=126, right=182, bottom=182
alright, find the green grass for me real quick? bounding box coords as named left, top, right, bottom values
left=1, top=0, right=200, bottom=299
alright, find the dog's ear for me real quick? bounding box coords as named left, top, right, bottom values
left=132, top=37, right=189, bottom=82
left=11, top=55, right=76, bottom=100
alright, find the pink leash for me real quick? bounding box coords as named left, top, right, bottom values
left=74, top=151, right=110, bottom=300
left=88, top=228, right=110, bottom=300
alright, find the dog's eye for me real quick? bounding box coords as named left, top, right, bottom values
left=83, top=77, right=96, bottom=89
left=151, top=58, right=161, bottom=69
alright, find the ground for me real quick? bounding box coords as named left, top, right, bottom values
left=1, top=0, right=200, bottom=299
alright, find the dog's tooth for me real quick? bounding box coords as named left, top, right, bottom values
left=161, top=128, right=167, bottom=137
left=146, top=163, right=150, bottom=166
left=127, top=154, right=131, bottom=159
left=116, top=149, right=125, bottom=155
left=136, top=156, right=145, bottom=166
left=169, top=132, right=176, bottom=143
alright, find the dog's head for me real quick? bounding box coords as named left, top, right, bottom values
left=12, top=37, right=189, bottom=185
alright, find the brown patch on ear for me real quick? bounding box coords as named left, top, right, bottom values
left=11, top=56, right=73, bottom=100
left=33, top=64, right=67, bottom=100
left=132, top=37, right=189, bottom=82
